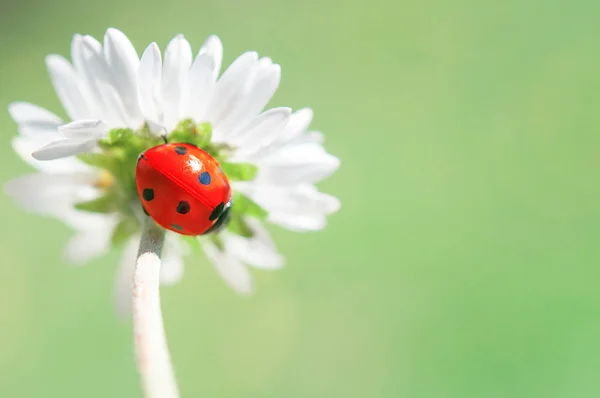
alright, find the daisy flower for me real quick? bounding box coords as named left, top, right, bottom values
left=5, top=28, right=340, bottom=312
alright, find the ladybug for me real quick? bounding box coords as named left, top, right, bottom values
left=135, top=143, right=232, bottom=235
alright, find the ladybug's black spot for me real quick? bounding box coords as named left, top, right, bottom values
left=199, top=171, right=211, bottom=185
left=209, top=202, right=225, bottom=221
left=175, top=146, right=187, bottom=155
left=176, top=201, right=190, bottom=214
left=142, top=188, right=154, bottom=201
left=170, top=224, right=183, bottom=231
left=142, top=206, right=150, bottom=216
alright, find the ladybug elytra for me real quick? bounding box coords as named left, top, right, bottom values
left=135, top=143, right=232, bottom=235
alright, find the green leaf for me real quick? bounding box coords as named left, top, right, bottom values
left=74, top=195, right=116, bottom=213
left=111, top=218, right=138, bottom=246
left=221, top=162, right=258, bottom=181
left=231, top=193, right=268, bottom=220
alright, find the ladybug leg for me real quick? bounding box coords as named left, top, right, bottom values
left=203, top=202, right=232, bottom=235
left=161, top=135, right=168, bottom=144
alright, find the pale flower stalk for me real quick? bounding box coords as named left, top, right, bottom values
left=133, top=218, right=179, bottom=398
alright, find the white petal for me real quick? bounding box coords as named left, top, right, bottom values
left=203, top=239, right=252, bottom=294
left=231, top=107, right=314, bottom=162
left=8, top=102, right=63, bottom=128
left=224, top=220, right=284, bottom=269
left=199, top=35, right=223, bottom=80
left=161, top=256, right=184, bottom=285
left=15, top=123, right=60, bottom=139
left=291, top=130, right=324, bottom=145
left=59, top=119, right=108, bottom=139
left=64, top=226, right=112, bottom=265
left=138, top=42, right=163, bottom=125
left=186, top=55, right=215, bottom=121
left=62, top=211, right=118, bottom=234
left=267, top=212, right=327, bottom=231
left=160, top=233, right=188, bottom=285
left=11, top=137, right=89, bottom=173
left=103, top=28, right=141, bottom=123
left=161, top=34, right=192, bottom=129
left=71, top=34, right=93, bottom=75
left=218, top=58, right=281, bottom=135
left=8, top=102, right=63, bottom=139
left=4, top=172, right=100, bottom=215
left=146, top=120, right=167, bottom=136
left=115, top=236, right=139, bottom=317
left=32, top=138, right=98, bottom=160
left=244, top=217, right=278, bottom=250
left=277, top=108, right=313, bottom=145
left=70, top=35, right=104, bottom=117
left=8, top=102, right=63, bottom=138
left=257, top=143, right=340, bottom=185
left=73, top=36, right=106, bottom=108
left=227, top=107, right=291, bottom=149
left=245, top=58, right=280, bottom=112
left=4, top=172, right=110, bottom=239
left=186, top=35, right=223, bottom=120
left=78, top=35, right=129, bottom=126
left=45, top=55, right=92, bottom=120
left=234, top=183, right=340, bottom=232
left=207, top=51, right=258, bottom=131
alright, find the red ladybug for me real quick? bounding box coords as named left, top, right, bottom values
left=135, top=143, right=232, bottom=235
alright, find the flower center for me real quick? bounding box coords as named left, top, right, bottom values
left=95, top=170, right=114, bottom=189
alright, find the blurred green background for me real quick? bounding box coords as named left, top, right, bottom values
left=1, top=0, right=600, bottom=397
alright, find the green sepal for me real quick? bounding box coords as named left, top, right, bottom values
left=210, top=234, right=225, bottom=251
left=111, top=218, right=138, bottom=246
left=220, top=162, right=258, bottom=181
left=227, top=215, right=254, bottom=238
left=195, top=122, right=212, bottom=147
left=182, top=236, right=203, bottom=253
left=168, top=119, right=213, bottom=148
left=168, top=118, right=195, bottom=143
left=231, top=193, right=268, bottom=220
left=100, top=128, right=135, bottom=147
left=206, top=143, right=234, bottom=161
left=77, top=153, right=116, bottom=170
left=74, top=195, right=117, bottom=213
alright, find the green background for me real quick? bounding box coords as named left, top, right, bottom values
left=1, top=0, right=600, bottom=396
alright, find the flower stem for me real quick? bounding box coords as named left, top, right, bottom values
left=133, top=218, right=180, bottom=398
